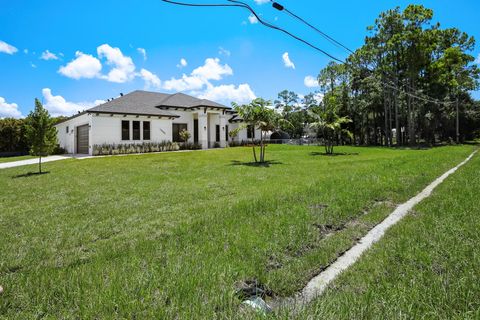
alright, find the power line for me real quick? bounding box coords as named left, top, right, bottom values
left=270, top=1, right=354, bottom=54
left=161, top=0, right=454, bottom=106
left=269, top=1, right=454, bottom=106
left=160, top=0, right=344, bottom=63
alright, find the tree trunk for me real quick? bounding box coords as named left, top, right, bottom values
left=395, top=70, right=401, bottom=147
left=456, top=97, right=460, bottom=143
left=388, top=90, right=392, bottom=147
left=251, top=136, right=257, bottom=163
left=408, top=80, right=415, bottom=146
left=384, top=89, right=389, bottom=147
left=259, top=131, right=265, bottom=163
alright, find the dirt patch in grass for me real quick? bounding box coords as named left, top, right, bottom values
left=234, top=279, right=274, bottom=299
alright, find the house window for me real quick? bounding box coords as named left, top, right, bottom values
left=122, top=120, right=130, bottom=140
left=225, top=125, right=229, bottom=141
left=66, top=126, right=69, bottom=134
left=143, top=121, right=151, bottom=140
left=216, top=125, right=220, bottom=142
left=172, top=123, right=187, bottom=142
left=247, top=125, right=255, bottom=139
left=133, top=121, right=140, bottom=140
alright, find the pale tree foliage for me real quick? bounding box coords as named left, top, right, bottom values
left=179, top=129, right=191, bottom=146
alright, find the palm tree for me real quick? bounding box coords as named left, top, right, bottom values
left=233, top=98, right=291, bottom=163
left=310, top=105, right=352, bottom=155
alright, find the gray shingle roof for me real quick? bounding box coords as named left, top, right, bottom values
left=158, top=92, right=230, bottom=109
left=87, top=90, right=230, bottom=117
left=88, top=91, right=179, bottom=117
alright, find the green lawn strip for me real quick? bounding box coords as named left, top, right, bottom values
left=290, top=150, right=480, bottom=319
left=0, top=155, right=35, bottom=163
left=0, top=145, right=474, bottom=318
left=266, top=202, right=394, bottom=298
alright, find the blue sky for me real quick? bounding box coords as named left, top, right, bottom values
left=1, top=0, right=479, bottom=117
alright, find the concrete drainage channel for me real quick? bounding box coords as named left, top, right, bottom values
left=241, top=150, right=478, bottom=315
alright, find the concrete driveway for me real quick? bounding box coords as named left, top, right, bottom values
left=0, top=155, right=72, bottom=170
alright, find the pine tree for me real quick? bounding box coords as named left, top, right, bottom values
left=24, top=99, right=57, bottom=173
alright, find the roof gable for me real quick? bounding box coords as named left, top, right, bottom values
left=158, top=92, right=229, bottom=109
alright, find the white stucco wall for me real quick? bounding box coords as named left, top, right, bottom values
left=228, top=123, right=262, bottom=142
left=55, top=113, right=91, bottom=154
left=55, top=109, right=258, bottom=155
left=91, top=114, right=172, bottom=145
left=208, top=113, right=220, bottom=145
left=172, top=110, right=195, bottom=143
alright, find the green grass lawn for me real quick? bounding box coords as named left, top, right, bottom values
left=289, top=149, right=480, bottom=320
left=0, top=155, right=35, bottom=163
left=0, top=145, right=475, bottom=319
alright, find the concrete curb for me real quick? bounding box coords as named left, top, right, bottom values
left=278, top=149, right=478, bottom=312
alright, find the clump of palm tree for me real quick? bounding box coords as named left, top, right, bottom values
left=233, top=98, right=291, bottom=163
left=310, top=100, right=352, bottom=155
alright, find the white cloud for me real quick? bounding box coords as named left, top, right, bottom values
left=304, top=75, right=319, bottom=88
left=163, top=57, right=254, bottom=104
left=163, top=74, right=205, bottom=91
left=40, top=50, right=58, bottom=60
left=60, top=44, right=153, bottom=85
left=192, top=58, right=232, bottom=80
left=314, top=93, right=324, bottom=103
left=23, top=49, right=28, bottom=54
left=248, top=14, right=258, bottom=24
left=139, top=68, right=161, bottom=89
left=0, top=40, right=18, bottom=55
left=198, top=83, right=256, bottom=104
left=137, top=47, right=147, bottom=60
left=42, top=88, right=104, bottom=117
left=163, top=58, right=232, bottom=91
left=282, top=52, right=295, bottom=69
left=218, top=47, right=231, bottom=57
left=97, top=44, right=136, bottom=83
left=58, top=51, right=102, bottom=79
left=30, top=62, right=37, bottom=68
left=177, top=58, right=187, bottom=68
left=254, top=0, right=270, bottom=4
left=0, top=97, right=22, bottom=118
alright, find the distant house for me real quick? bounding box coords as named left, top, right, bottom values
left=55, top=90, right=260, bottom=155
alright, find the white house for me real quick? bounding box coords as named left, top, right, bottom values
left=55, top=90, right=260, bottom=155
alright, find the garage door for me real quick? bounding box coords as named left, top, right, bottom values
left=76, top=124, right=89, bottom=154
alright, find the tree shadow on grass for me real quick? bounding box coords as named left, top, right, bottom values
left=310, top=152, right=359, bottom=157
left=229, top=160, right=283, bottom=167
left=12, top=171, right=50, bottom=179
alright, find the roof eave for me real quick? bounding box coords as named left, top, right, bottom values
left=91, top=111, right=180, bottom=118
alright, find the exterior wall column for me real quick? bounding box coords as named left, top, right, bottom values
left=198, top=113, right=208, bottom=149
left=219, top=114, right=227, bottom=148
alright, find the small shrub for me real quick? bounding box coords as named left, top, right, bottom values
left=53, top=144, right=67, bottom=155
left=229, top=140, right=256, bottom=147
left=180, top=142, right=203, bottom=150
left=91, top=141, right=179, bottom=156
